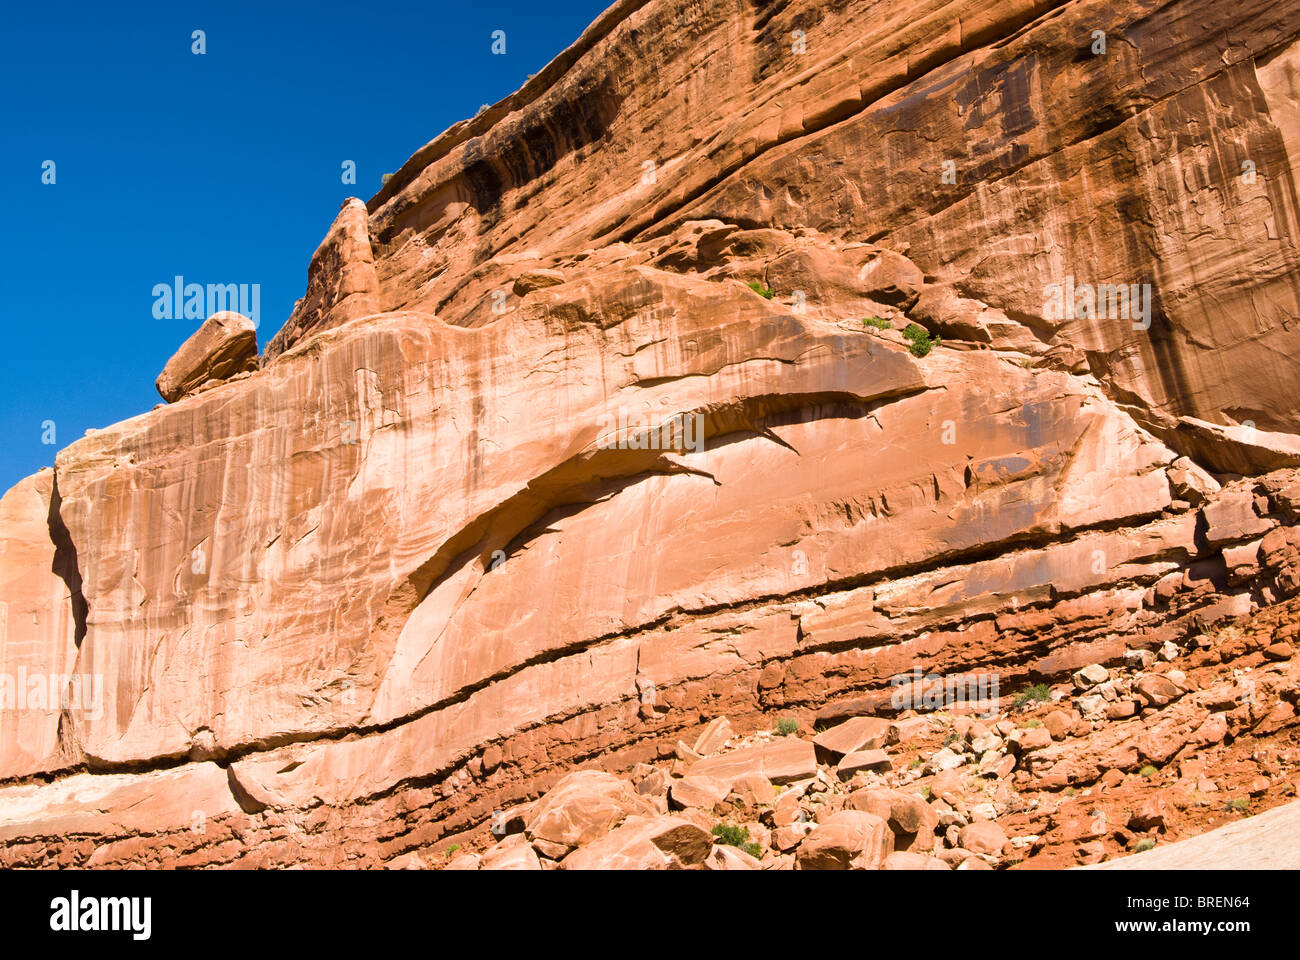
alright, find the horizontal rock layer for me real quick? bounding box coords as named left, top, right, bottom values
left=1, top=0, right=1299, bottom=866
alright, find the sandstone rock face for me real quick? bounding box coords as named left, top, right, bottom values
left=155, top=311, right=258, bottom=403
left=263, top=199, right=382, bottom=362
left=1, top=0, right=1300, bottom=868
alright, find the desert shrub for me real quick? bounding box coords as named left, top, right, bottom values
left=902, top=323, right=939, bottom=357
left=774, top=717, right=799, bottom=736
left=1139, top=765, right=1158, bottom=778
left=712, top=823, right=762, bottom=858
left=862, top=316, right=891, bottom=330
left=746, top=280, right=775, bottom=299
left=1134, top=838, right=1156, bottom=853
left=1013, top=683, right=1051, bottom=707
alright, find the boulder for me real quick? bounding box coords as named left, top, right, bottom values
left=560, top=815, right=711, bottom=869
left=692, top=717, right=734, bottom=756
left=480, top=835, right=543, bottom=870
left=813, top=716, right=891, bottom=763
left=155, top=312, right=258, bottom=403
left=668, top=775, right=731, bottom=811
left=796, top=811, right=891, bottom=870
left=688, top=738, right=817, bottom=788
left=883, top=851, right=950, bottom=870
left=526, top=770, right=656, bottom=848
left=958, top=821, right=1008, bottom=857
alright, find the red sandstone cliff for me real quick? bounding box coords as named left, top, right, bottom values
left=2, top=0, right=1300, bottom=869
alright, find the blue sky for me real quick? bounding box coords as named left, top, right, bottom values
left=0, top=0, right=611, bottom=494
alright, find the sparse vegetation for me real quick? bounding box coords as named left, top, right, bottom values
left=746, top=280, right=775, bottom=299
left=775, top=717, right=800, bottom=736
left=1228, top=797, right=1250, bottom=812
left=445, top=843, right=461, bottom=858
left=1025, top=719, right=1043, bottom=729
left=1134, top=838, right=1157, bottom=853
left=919, top=785, right=932, bottom=799
left=1139, top=765, right=1158, bottom=778
left=862, top=316, right=891, bottom=330
left=1063, top=786, right=1078, bottom=797
left=902, top=322, right=940, bottom=357
left=1014, top=683, right=1052, bottom=707
left=712, top=823, right=762, bottom=859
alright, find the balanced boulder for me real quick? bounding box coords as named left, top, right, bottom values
left=155, top=311, right=258, bottom=403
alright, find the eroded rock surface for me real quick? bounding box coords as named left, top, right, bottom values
left=3, top=0, right=1300, bottom=868
left=155, top=312, right=258, bottom=403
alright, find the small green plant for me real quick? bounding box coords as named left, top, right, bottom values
left=1228, top=797, right=1250, bottom=812
left=1139, top=765, right=1158, bottom=778
left=712, top=823, right=762, bottom=859
left=774, top=717, right=799, bottom=736
left=1133, top=838, right=1156, bottom=853
left=902, top=323, right=940, bottom=357
left=1063, top=786, right=1078, bottom=797
left=1025, top=719, right=1043, bottom=729
left=1013, top=683, right=1052, bottom=707
left=862, top=316, right=891, bottom=330
left=444, top=843, right=461, bottom=858
left=746, top=280, right=775, bottom=299
left=919, top=785, right=932, bottom=799
left=910, top=757, right=924, bottom=769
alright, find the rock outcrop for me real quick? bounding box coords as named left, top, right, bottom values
left=154, top=311, right=258, bottom=403
left=3, top=0, right=1300, bottom=868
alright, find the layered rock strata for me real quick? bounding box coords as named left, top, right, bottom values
left=3, top=0, right=1300, bottom=867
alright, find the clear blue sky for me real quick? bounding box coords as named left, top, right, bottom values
left=1, top=0, right=611, bottom=494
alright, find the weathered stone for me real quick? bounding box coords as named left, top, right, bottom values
left=796, top=811, right=890, bottom=870
left=836, top=749, right=892, bottom=779
left=526, top=771, right=656, bottom=848
left=155, top=312, right=258, bottom=403
left=692, top=717, right=733, bottom=756
left=688, top=739, right=818, bottom=788
left=958, top=821, right=1008, bottom=858
left=812, top=716, right=890, bottom=764
left=560, top=815, right=711, bottom=869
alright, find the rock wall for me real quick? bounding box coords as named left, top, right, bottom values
left=2, top=0, right=1300, bottom=867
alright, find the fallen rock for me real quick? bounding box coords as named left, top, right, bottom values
left=526, top=770, right=656, bottom=848
left=560, top=815, right=711, bottom=869
left=688, top=738, right=817, bottom=788
left=692, top=717, right=734, bottom=755
left=1135, top=674, right=1183, bottom=708
left=480, top=835, right=543, bottom=870
left=813, top=716, right=890, bottom=764
left=669, top=775, right=731, bottom=811
left=1073, top=664, right=1110, bottom=691
left=155, top=312, right=258, bottom=403
left=796, top=811, right=891, bottom=870
left=882, top=851, right=950, bottom=870
left=512, top=268, right=566, bottom=296
left=836, top=748, right=892, bottom=779
left=958, top=821, right=1008, bottom=858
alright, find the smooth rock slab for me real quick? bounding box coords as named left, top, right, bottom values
left=1088, top=799, right=1300, bottom=870
left=525, top=770, right=656, bottom=848
left=796, top=811, right=891, bottom=870
left=688, top=738, right=818, bottom=789
left=155, top=311, right=257, bottom=403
